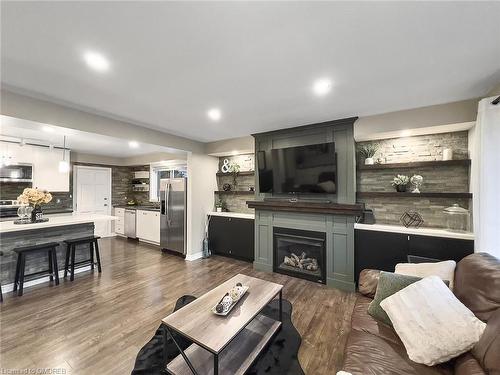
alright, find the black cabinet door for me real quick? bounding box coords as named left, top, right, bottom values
left=355, top=229, right=408, bottom=281
left=208, top=216, right=254, bottom=262
left=408, top=235, right=474, bottom=263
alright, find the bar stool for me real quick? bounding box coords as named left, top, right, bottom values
left=63, top=236, right=102, bottom=281
left=13, top=242, right=60, bottom=296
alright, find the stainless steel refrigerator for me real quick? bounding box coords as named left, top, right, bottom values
left=160, top=178, right=187, bottom=255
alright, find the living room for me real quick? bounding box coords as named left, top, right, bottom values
left=1, top=2, right=499, bottom=375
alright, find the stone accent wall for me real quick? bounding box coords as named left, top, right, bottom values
left=215, top=154, right=255, bottom=214
left=357, top=131, right=469, bottom=163
left=356, top=131, right=471, bottom=228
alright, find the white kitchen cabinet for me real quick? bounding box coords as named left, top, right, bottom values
left=6, top=144, right=70, bottom=192
left=136, top=209, right=160, bottom=244
left=114, top=208, right=125, bottom=236
left=32, top=147, right=70, bottom=192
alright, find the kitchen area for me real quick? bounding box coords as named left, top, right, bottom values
left=0, top=115, right=189, bottom=296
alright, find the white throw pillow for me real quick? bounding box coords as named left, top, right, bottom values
left=395, top=260, right=456, bottom=289
left=380, top=276, right=486, bottom=366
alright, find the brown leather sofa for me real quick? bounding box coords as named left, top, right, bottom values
left=342, top=252, right=500, bottom=375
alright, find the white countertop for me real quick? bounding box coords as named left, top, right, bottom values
left=0, top=213, right=117, bottom=233
left=208, top=211, right=255, bottom=220
left=354, top=223, right=474, bottom=240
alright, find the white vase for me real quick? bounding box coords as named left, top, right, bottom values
left=216, top=207, right=222, bottom=212
left=364, top=157, right=374, bottom=165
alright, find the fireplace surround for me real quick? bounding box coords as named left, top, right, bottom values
left=273, top=227, right=326, bottom=284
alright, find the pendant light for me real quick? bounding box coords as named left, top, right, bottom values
left=58, top=135, right=70, bottom=173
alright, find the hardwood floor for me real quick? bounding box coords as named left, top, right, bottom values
left=0, top=237, right=357, bottom=375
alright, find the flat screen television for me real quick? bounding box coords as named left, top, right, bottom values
left=258, top=142, right=337, bottom=194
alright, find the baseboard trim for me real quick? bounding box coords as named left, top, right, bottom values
left=185, top=251, right=203, bottom=261
left=1, top=266, right=92, bottom=293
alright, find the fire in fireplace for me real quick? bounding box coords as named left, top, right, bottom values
left=273, top=227, right=326, bottom=284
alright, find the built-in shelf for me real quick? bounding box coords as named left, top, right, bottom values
left=357, top=192, right=472, bottom=199
left=215, top=190, right=255, bottom=195
left=357, top=159, right=471, bottom=170
left=216, top=171, right=255, bottom=177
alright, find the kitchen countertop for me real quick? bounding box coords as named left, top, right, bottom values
left=208, top=211, right=255, bottom=220
left=0, top=213, right=117, bottom=233
left=113, top=205, right=160, bottom=212
left=354, top=223, right=474, bottom=240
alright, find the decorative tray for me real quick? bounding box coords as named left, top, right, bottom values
left=211, top=284, right=249, bottom=316
left=13, top=218, right=49, bottom=225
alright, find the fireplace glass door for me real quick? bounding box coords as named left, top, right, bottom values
left=273, top=227, right=326, bottom=284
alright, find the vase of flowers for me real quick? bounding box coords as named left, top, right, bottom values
left=358, top=144, right=379, bottom=165
left=391, top=175, right=410, bottom=192
left=17, top=188, right=52, bottom=222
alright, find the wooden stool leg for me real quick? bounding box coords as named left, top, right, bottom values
left=64, top=245, right=70, bottom=278
left=18, top=253, right=26, bottom=296
left=70, top=244, right=76, bottom=281
left=48, top=249, right=54, bottom=282
left=90, top=241, right=95, bottom=270
left=52, top=247, right=60, bottom=286
left=94, top=240, right=102, bottom=273
left=0, top=283, right=3, bottom=303
left=13, top=253, right=21, bottom=292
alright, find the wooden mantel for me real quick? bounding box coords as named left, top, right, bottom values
left=246, top=200, right=364, bottom=216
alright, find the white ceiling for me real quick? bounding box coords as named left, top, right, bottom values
left=1, top=2, right=499, bottom=142
left=0, top=115, right=182, bottom=157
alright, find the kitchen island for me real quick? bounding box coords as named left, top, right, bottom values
left=0, top=213, right=116, bottom=288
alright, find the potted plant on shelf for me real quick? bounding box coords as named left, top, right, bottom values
left=215, top=198, right=226, bottom=212
left=391, top=175, right=410, bottom=192
left=358, top=144, right=378, bottom=165
left=229, top=162, right=241, bottom=187
left=17, top=187, right=52, bottom=222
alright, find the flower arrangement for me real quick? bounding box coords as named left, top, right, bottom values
left=17, top=188, right=52, bottom=207
left=391, top=175, right=410, bottom=192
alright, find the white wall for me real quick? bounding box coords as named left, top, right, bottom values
left=186, top=153, right=218, bottom=260
left=471, top=97, right=500, bottom=257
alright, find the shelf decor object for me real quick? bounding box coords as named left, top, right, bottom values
left=410, top=175, right=423, bottom=193
left=212, top=283, right=249, bottom=316
left=391, top=175, right=410, bottom=192
left=400, top=211, right=424, bottom=228
left=358, top=144, right=378, bottom=165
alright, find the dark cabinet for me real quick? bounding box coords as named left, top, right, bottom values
left=208, top=216, right=254, bottom=262
left=355, top=229, right=474, bottom=282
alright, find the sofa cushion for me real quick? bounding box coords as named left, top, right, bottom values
left=454, top=252, right=500, bottom=322
left=343, top=329, right=452, bottom=375
left=454, top=353, right=486, bottom=375
left=368, top=271, right=422, bottom=326
left=380, top=276, right=487, bottom=366
left=395, top=260, right=456, bottom=289
left=472, top=308, right=500, bottom=374
left=351, top=296, right=401, bottom=345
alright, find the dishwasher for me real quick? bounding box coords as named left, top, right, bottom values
left=124, top=209, right=137, bottom=238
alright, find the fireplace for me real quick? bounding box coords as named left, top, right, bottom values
left=273, top=227, right=326, bottom=284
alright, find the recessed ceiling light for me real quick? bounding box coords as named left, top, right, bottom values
left=313, top=78, right=332, bottom=96
left=128, top=141, right=139, bottom=148
left=83, top=51, right=110, bottom=72
left=207, top=108, right=222, bottom=122
left=42, top=126, right=55, bottom=132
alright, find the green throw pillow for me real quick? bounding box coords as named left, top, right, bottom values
left=368, top=271, right=422, bottom=326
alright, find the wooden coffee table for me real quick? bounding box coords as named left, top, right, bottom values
left=162, top=274, right=283, bottom=375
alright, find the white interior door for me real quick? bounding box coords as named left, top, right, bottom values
left=74, top=166, right=112, bottom=237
